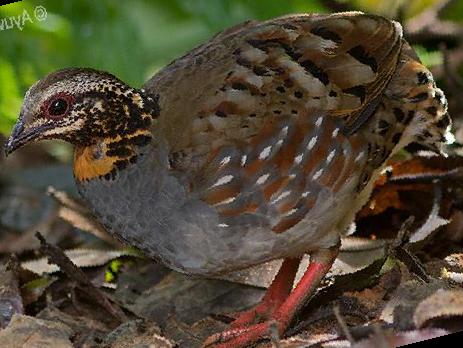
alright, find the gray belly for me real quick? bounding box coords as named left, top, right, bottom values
left=76, top=154, right=360, bottom=276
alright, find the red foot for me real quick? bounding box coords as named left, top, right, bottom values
left=204, top=245, right=340, bottom=348
left=230, top=257, right=301, bottom=328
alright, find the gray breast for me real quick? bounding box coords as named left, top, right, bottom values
left=76, top=144, right=347, bottom=276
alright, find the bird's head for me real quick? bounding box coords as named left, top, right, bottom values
left=5, top=68, right=159, bottom=156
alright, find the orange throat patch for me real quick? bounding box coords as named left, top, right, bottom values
left=73, top=130, right=152, bottom=182
left=73, top=143, right=118, bottom=182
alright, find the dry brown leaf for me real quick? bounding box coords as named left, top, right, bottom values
left=367, top=159, right=426, bottom=217
left=380, top=278, right=449, bottom=328
left=352, top=328, right=449, bottom=348
left=102, top=319, right=175, bottom=348
left=37, top=307, right=109, bottom=340
left=409, top=185, right=449, bottom=243
left=0, top=314, right=73, bottom=348
left=280, top=334, right=348, bottom=348
left=358, top=156, right=463, bottom=219
left=444, top=211, right=463, bottom=242
left=413, top=289, right=463, bottom=328
left=358, top=188, right=403, bottom=218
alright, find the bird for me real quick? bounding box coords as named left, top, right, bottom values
left=5, top=11, right=450, bottom=347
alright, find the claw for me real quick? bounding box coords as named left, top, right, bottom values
left=203, top=323, right=270, bottom=348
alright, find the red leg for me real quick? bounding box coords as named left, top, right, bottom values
left=204, top=244, right=340, bottom=348
left=230, top=257, right=301, bottom=328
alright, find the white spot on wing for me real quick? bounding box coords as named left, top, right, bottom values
left=220, top=156, right=231, bottom=166
left=215, top=196, right=237, bottom=205
left=271, top=190, right=291, bottom=204
left=280, top=126, right=289, bottom=137
left=284, top=208, right=298, bottom=217
left=313, top=169, right=323, bottom=180
left=256, top=173, right=270, bottom=185
left=218, top=223, right=229, bottom=228
left=212, top=175, right=234, bottom=187
left=307, top=136, right=318, bottom=151
left=355, top=151, right=364, bottom=162
left=302, top=191, right=310, bottom=198
left=259, top=146, right=272, bottom=160
left=326, top=150, right=336, bottom=164
left=241, top=155, right=247, bottom=166
left=315, top=116, right=323, bottom=127
left=332, top=128, right=339, bottom=138
left=343, top=146, right=349, bottom=156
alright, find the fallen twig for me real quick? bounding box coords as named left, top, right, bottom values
left=388, top=216, right=430, bottom=282
left=35, top=231, right=128, bottom=323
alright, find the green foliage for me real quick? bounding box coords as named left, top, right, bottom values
left=441, top=0, right=463, bottom=23
left=0, top=59, right=22, bottom=134
left=413, top=45, right=444, bottom=68
left=0, top=0, right=327, bottom=134
left=105, top=259, right=124, bottom=283
left=348, top=0, right=442, bottom=18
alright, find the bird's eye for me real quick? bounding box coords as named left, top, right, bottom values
left=48, top=98, right=68, bottom=116
left=44, top=94, right=73, bottom=119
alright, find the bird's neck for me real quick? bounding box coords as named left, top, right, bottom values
left=71, top=84, right=162, bottom=182
left=73, top=129, right=153, bottom=182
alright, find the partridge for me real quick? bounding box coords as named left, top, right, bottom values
left=5, top=12, right=450, bottom=347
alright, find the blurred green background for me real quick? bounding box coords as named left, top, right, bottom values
left=0, top=0, right=460, bottom=137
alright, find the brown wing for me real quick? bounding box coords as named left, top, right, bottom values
left=143, top=12, right=403, bottom=232
left=142, top=13, right=450, bottom=233
left=145, top=12, right=402, bottom=168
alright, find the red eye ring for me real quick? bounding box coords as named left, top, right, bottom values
left=44, top=93, right=74, bottom=119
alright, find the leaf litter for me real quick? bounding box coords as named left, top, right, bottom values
left=2, top=4, right=463, bottom=347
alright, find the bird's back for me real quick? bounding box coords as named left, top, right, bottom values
left=145, top=13, right=401, bottom=166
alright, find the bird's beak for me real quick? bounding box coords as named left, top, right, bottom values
left=4, top=119, right=26, bottom=157
left=4, top=118, right=52, bottom=157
